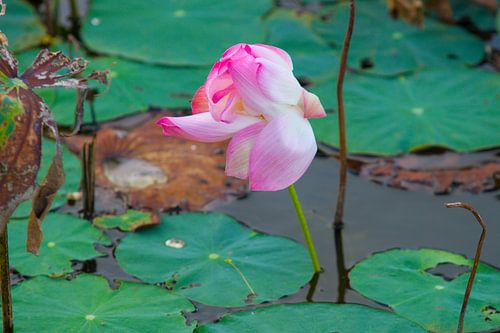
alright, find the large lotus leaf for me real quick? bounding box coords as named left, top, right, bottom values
left=265, top=9, right=339, bottom=81
left=311, top=68, right=500, bottom=155
left=1, top=0, right=45, bottom=52
left=116, top=213, right=313, bottom=307
left=350, top=248, right=500, bottom=333
left=11, top=139, right=81, bottom=218
left=9, top=213, right=110, bottom=276
left=85, top=57, right=207, bottom=122
left=81, top=0, right=272, bottom=66
left=17, top=51, right=208, bottom=124
left=196, top=303, right=426, bottom=333
left=12, top=274, right=195, bottom=332
left=312, top=0, right=484, bottom=75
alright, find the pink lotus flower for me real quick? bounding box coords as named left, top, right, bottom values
left=157, top=44, right=326, bottom=191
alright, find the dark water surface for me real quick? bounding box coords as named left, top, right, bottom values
left=74, top=156, right=499, bottom=324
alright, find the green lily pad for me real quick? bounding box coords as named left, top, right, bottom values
left=93, top=210, right=157, bottom=231
left=265, top=9, right=339, bottom=81
left=9, top=213, right=110, bottom=276
left=1, top=0, right=45, bottom=52
left=116, top=213, right=313, bottom=307
left=196, top=303, right=426, bottom=332
left=12, top=274, right=195, bottom=332
left=350, top=248, right=500, bottom=333
left=312, top=0, right=484, bottom=75
left=81, top=0, right=272, bottom=66
left=11, top=139, right=81, bottom=218
left=311, top=68, right=500, bottom=155
left=85, top=57, right=206, bottom=123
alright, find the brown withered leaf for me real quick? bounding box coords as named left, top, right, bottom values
left=0, top=43, right=105, bottom=254
left=388, top=0, right=425, bottom=27
left=358, top=150, right=500, bottom=194
left=319, top=144, right=500, bottom=194
left=27, top=142, right=65, bottom=253
left=65, top=111, right=247, bottom=211
left=0, top=47, right=43, bottom=228
left=425, top=0, right=453, bottom=23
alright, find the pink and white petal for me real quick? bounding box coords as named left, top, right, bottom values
left=248, top=110, right=317, bottom=191
left=226, top=52, right=275, bottom=115
left=256, top=58, right=302, bottom=105
left=213, top=92, right=240, bottom=123
left=156, top=112, right=259, bottom=143
left=222, top=43, right=245, bottom=60
left=300, top=89, right=327, bottom=119
left=250, top=44, right=293, bottom=70
left=225, top=121, right=266, bottom=179
left=191, top=85, right=209, bottom=114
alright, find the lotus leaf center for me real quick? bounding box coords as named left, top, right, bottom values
left=411, top=107, right=424, bottom=116
left=174, top=10, right=186, bottom=18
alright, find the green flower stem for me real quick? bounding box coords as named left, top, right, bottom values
left=288, top=184, right=321, bottom=273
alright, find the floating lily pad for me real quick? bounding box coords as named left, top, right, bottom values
left=350, top=248, right=500, bottom=333
left=196, top=303, right=426, bottom=332
left=12, top=274, right=194, bottom=332
left=1, top=0, right=45, bottom=52
left=116, top=213, right=313, bottom=307
left=313, top=0, right=484, bottom=75
left=311, top=69, right=500, bottom=155
left=93, top=210, right=158, bottom=231
left=265, top=9, right=339, bottom=81
left=9, top=213, right=110, bottom=276
left=82, top=0, right=272, bottom=66
left=12, top=139, right=81, bottom=218
left=86, top=57, right=206, bottom=122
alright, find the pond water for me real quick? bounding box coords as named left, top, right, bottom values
left=73, top=154, right=500, bottom=324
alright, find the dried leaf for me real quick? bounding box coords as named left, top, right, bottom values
left=425, top=0, right=454, bottom=23
left=20, top=49, right=87, bottom=89
left=65, top=112, right=247, bottom=211
left=355, top=150, right=500, bottom=194
left=27, top=142, right=64, bottom=254
left=0, top=44, right=105, bottom=253
left=0, top=48, right=43, bottom=228
left=388, top=0, right=425, bottom=27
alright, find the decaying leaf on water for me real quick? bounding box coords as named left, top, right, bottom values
left=332, top=147, right=500, bottom=194
left=389, top=0, right=498, bottom=27
left=387, top=0, right=425, bottom=27
left=0, top=35, right=105, bottom=254
left=93, top=209, right=160, bottom=232
left=65, top=111, right=247, bottom=211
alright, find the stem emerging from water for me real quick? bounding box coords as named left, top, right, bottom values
left=288, top=184, right=321, bottom=273
left=334, top=0, right=356, bottom=227
left=444, top=202, right=486, bottom=333
left=0, top=223, right=13, bottom=333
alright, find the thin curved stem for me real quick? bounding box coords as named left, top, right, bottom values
left=444, top=202, right=486, bottom=333
left=334, top=0, right=356, bottom=227
left=288, top=184, right=321, bottom=273
left=0, top=223, right=13, bottom=333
